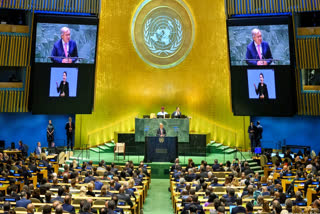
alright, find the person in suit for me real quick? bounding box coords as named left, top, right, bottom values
left=181, top=195, right=205, bottom=214
left=171, top=106, right=182, bottom=118
left=117, top=187, right=133, bottom=207
left=156, top=123, right=166, bottom=137
left=3, top=201, right=10, bottom=214
left=246, top=28, right=273, bottom=66
left=157, top=106, right=168, bottom=118
left=18, top=140, right=28, bottom=156
left=35, top=142, right=42, bottom=156
left=212, top=159, right=220, bottom=171
left=248, top=122, right=257, bottom=153
left=16, top=191, right=31, bottom=208
left=246, top=202, right=254, bottom=214
left=231, top=197, right=246, bottom=214
left=255, top=121, right=263, bottom=147
left=225, top=188, right=237, bottom=205
left=254, top=73, right=269, bottom=100
left=47, top=120, right=54, bottom=148
left=51, top=27, right=78, bottom=63
left=65, top=117, right=75, bottom=150
left=56, top=71, right=69, bottom=97
left=52, top=187, right=64, bottom=203
left=62, top=195, right=75, bottom=214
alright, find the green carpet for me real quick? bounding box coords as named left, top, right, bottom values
left=143, top=179, right=173, bottom=214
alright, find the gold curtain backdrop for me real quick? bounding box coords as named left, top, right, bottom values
left=75, top=0, right=250, bottom=150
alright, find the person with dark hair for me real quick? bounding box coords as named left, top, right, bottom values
left=225, top=188, right=236, bottom=205
left=47, top=120, right=54, bottom=148
left=52, top=187, right=64, bottom=203
left=246, top=202, right=254, bottom=214
left=171, top=106, right=182, bottom=118
left=3, top=201, right=10, bottom=214
left=254, top=73, right=269, bottom=100
left=16, top=191, right=31, bottom=208
left=231, top=197, right=246, bottom=214
left=44, top=192, right=53, bottom=203
left=56, top=71, right=69, bottom=97
left=181, top=195, right=204, bottom=214
left=65, top=117, right=75, bottom=151
left=248, top=121, right=257, bottom=153
left=42, top=205, right=52, bottom=214
left=255, top=121, right=263, bottom=147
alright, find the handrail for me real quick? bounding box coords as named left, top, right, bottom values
left=235, top=146, right=247, bottom=162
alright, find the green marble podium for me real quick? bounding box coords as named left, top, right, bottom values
left=135, top=118, right=189, bottom=142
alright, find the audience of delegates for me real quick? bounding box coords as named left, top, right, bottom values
left=170, top=150, right=320, bottom=214
left=0, top=151, right=149, bottom=214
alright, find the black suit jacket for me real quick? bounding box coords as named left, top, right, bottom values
left=117, top=193, right=133, bottom=207
left=171, top=111, right=181, bottom=118
left=231, top=206, right=246, bottom=214
left=156, top=128, right=166, bottom=136
left=65, top=122, right=75, bottom=136
left=57, top=81, right=69, bottom=97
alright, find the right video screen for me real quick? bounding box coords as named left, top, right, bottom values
left=228, top=16, right=296, bottom=116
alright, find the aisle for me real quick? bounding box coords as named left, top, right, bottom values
left=143, top=179, right=174, bottom=214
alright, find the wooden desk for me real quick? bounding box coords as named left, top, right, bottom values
left=3, top=150, right=21, bottom=154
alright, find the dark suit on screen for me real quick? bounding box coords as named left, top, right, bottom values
left=255, top=83, right=269, bottom=100
left=57, top=81, right=69, bottom=97
left=156, top=128, right=166, bottom=137
left=246, top=41, right=273, bottom=66
left=51, top=39, right=78, bottom=63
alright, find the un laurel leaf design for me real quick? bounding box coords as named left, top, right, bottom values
left=144, top=18, right=183, bottom=56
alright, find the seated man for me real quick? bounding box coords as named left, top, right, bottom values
left=231, top=197, right=246, bottom=214
left=117, top=186, right=133, bottom=207
left=225, top=188, right=237, bottom=205
left=181, top=195, right=204, bottom=214
left=52, top=187, right=65, bottom=203
left=62, top=195, right=75, bottom=214
left=293, top=191, right=307, bottom=205
left=157, top=106, right=168, bottom=117
left=16, top=191, right=31, bottom=208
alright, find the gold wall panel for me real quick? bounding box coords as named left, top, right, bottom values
left=75, top=0, right=250, bottom=150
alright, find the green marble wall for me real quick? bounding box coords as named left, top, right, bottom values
left=135, top=118, right=189, bottom=142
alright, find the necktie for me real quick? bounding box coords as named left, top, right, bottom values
left=64, top=43, right=68, bottom=57
left=161, top=129, right=163, bottom=135
left=257, top=45, right=262, bottom=59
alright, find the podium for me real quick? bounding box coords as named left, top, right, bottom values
left=144, top=136, right=178, bottom=162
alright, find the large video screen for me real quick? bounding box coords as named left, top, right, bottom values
left=228, top=25, right=290, bottom=66
left=228, top=16, right=296, bottom=116
left=30, top=15, right=98, bottom=114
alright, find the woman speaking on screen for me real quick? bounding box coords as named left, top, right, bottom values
left=254, top=73, right=269, bottom=100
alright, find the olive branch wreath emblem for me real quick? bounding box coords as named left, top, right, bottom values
left=144, top=18, right=183, bottom=56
